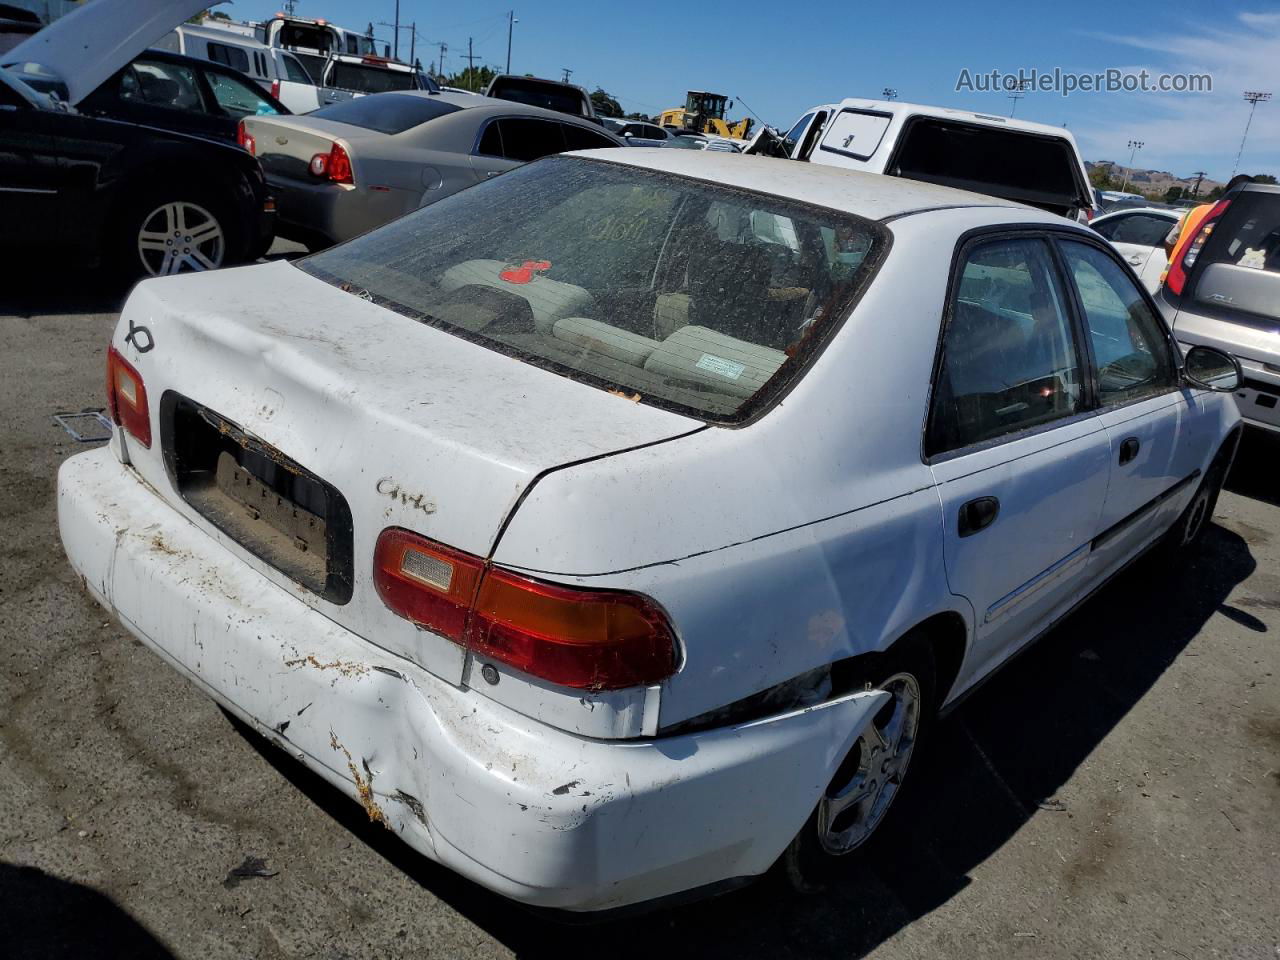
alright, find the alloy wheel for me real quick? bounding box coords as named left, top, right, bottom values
left=817, top=672, right=922, bottom=855
left=136, top=201, right=225, bottom=276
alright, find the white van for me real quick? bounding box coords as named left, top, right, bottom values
left=157, top=24, right=321, bottom=113
left=755, top=98, right=1098, bottom=223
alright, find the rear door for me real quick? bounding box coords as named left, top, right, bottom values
left=469, top=116, right=564, bottom=180
left=1056, top=237, right=1201, bottom=572
left=927, top=232, right=1110, bottom=686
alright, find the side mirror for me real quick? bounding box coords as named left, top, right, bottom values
left=1182, top=344, right=1242, bottom=392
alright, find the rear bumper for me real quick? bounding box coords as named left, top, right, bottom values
left=267, top=175, right=415, bottom=248
left=57, top=447, right=886, bottom=911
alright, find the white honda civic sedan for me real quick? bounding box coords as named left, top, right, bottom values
left=59, top=149, right=1242, bottom=912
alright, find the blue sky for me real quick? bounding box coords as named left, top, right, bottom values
left=235, top=0, right=1279, bottom=183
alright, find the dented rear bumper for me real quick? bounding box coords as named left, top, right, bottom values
left=57, top=447, right=888, bottom=911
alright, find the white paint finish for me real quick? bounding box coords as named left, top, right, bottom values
left=3, top=0, right=212, bottom=106
left=58, top=445, right=888, bottom=910
left=1091, top=208, right=1178, bottom=292
left=110, top=261, right=696, bottom=715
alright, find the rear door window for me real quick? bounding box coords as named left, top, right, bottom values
left=497, top=118, right=565, bottom=161
left=561, top=123, right=618, bottom=151
left=206, top=69, right=281, bottom=117
left=1059, top=240, right=1175, bottom=405
left=928, top=236, right=1084, bottom=454
left=206, top=42, right=250, bottom=74
left=1190, top=191, right=1280, bottom=321
left=1102, top=213, right=1176, bottom=247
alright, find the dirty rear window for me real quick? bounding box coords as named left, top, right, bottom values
left=298, top=156, right=887, bottom=421
left=308, top=93, right=460, bottom=134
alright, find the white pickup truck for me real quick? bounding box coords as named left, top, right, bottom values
left=752, top=98, right=1098, bottom=223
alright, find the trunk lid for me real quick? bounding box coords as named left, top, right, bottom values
left=112, top=260, right=699, bottom=682
left=243, top=114, right=370, bottom=181
left=2, top=0, right=211, bottom=105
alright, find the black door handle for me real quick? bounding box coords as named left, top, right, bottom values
left=1119, top=436, right=1141, bottom=465
left=958, top=496, right=1000, bottom=537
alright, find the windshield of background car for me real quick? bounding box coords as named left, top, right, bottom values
left=299, top=156, right=887, bottom=421
left=1192, top=190, right=1280, bottom=321
left=308, top=93, right=460, bottom=134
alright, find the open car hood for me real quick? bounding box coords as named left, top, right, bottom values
left=3, top=0, right=213, bottom=105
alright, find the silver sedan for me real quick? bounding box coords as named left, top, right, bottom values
left=242, top=92, right=623, bottom=248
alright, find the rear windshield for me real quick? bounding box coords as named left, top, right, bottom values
left=891, top=118, right=1085, bottom=211
left=488, top=78, right=588, bottom=116
left=309, top=93, right=460, bottom=134
left=329, top=61, right=417, bottom=94
left=299, top=156, right=887, bottom=421
left=1192, top=190, right=1280, bottom=321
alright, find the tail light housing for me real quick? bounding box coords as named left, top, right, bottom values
left=374, top=529, right=677, bottom=690
left=309, top=142, right=354, bottom=184
left=106, top=346, right=151, bottom=448
left=236, top=119, right=256, bottom=155
left=270, top=78, right=281, bottom=100
left=1166, top=197, right=1232, bottom=295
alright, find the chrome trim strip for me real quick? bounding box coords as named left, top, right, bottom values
left=985, top=542, right=1090, bottom=624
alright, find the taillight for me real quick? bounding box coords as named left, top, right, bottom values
left=309, top=142, right=354, bottom=184
left=373, top=529, right=678, bottom=690
left=105, top=346, right=151, bottom=448
left=270, top=78, right=280, bottom=100
left=373, top=530, right=483, bottom=642
left=236, top=119, right=256, bottom=155
left=1166, top=197, right=1231, bottom=295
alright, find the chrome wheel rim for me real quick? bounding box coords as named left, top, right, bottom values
left=818, top=672, right=921, bottom=855
left=137, top=201, right=224, bottom=276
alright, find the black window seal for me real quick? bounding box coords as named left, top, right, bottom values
left=920, top=224, right=1099, bottom=464
left=816, top=107, right=893, bottom=162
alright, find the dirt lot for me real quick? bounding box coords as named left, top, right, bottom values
left=1, top=272, right=1278, bottom=960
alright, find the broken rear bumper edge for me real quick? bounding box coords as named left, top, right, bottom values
left=57, top=447, right=889, bottom=911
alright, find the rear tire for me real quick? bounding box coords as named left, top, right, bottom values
left=777, top=635, right=937, bottom=892
left=112, top=186, right=239, bottom=280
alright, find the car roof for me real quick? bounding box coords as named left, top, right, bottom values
left=376, top=89, right=616, bottom=127
left=830, top=97, right=1082, bottom=142
left=577, top=148, right=1030, bottom=221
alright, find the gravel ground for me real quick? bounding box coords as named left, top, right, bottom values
left=1, top=268, right=1277, bottom=960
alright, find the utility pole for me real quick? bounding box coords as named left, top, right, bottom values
left=1119, top=139, right=1144, bottom=192
left=561, top=67, right=573, bottom=84
left=464, top=38, right=479, bottom=89
left=409, top=22, right=415, bottom=66
left=392, top=0, right=399, bottom=60
left=1188, top=170, right=1206, bottom=198
left=1232, top=91, right=1272, bottom=177
left=506, top=11, right=517, bottom=75
left=436, top=41, right=447, bottom=80
left=882, top=87, right=897, bottom=101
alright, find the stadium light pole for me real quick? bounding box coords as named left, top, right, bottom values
left=1232, top=91, right=1271, bottom=177
left=882, top=87, right=897, bottom=101
left=1119, top=139, right=1144, bottom=192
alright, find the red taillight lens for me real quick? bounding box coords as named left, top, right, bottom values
left=373, top=529, right=678, bottom=690
left=374, top=530, right=483, bottom=642
left=1166, top=197, right=1231, bottom=295
left=270, top=78, right=280, bottom=100
left=105, top=346, right=151, bottom=448
left=471, top=569, right=677, bottom=690
left=310, top=143, right=353, bottom=184
left=236, top=119, right=256, bottom=155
